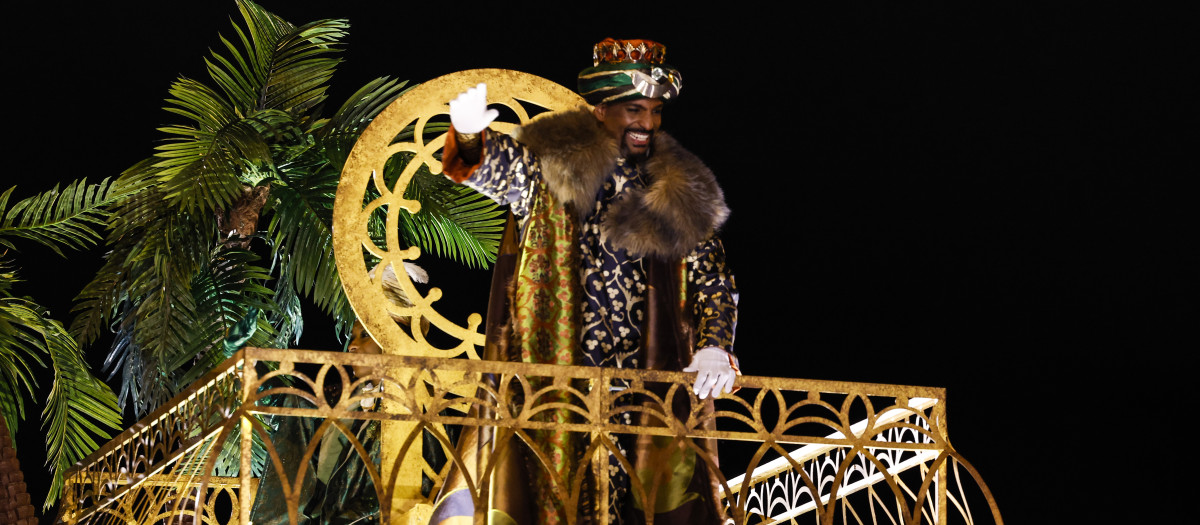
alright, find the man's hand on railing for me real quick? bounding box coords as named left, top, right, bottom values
left=684, top=346, right=740, bottom=399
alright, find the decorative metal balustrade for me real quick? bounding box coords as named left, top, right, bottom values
left=58, top=69, right=1002, bottom=524
left=57, top=347, right=1001, bottom=524
left=56, top=358, right=248, bottom=524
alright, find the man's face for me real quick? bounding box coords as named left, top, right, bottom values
left=348, top=320, right=383, bottom=378
left=594, top=98, right=664, bottom=158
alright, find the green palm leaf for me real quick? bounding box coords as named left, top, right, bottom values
left=266, top=167, right=354, bottom=334
left=155, top=115, right=273, bottom=213
left=100, top=306, right=146, bottom=414
left=38, top=304, right=120, bottom=508
left=400, top=169, right=505, bottom=268
left=174, top=248, right=277, bottom=387
left=152, top=0, right=349, bottom=214
left=0, top=267, right=119, bottom=509
left=71, top=170, right=209, bottom=346
left=268, top=259, right=303, bottom=348
left=70, top=246, right=132, bottom=346
left=0, top=273, right=43, bottom=435
left=318, top=77, right=412, bottom=169
left=222, top=1, right=346, bottom=114
left=86, top=193, right=213, bottom=413
left=0, top=177, right=126, bottom=509
left=0, top=178, right=129, bottom=256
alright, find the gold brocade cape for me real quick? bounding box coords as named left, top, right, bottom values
left=435, top=108, right=730, bottom=525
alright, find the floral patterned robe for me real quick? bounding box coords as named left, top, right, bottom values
left=437, top=107, right=737, bottom=525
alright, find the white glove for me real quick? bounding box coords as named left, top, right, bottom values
left=448, top=82, right=499, bottom=134
left=683, top=347, right=739, bottom=399
left=359, top=381, right=381, bottom=410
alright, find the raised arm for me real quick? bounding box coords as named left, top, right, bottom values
left=442, top=83, right=539, bottom=217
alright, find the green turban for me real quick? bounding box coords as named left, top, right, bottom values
left=577, top=38, right=683, bottom=105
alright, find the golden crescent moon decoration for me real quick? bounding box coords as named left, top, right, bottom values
left=334, top=69, right=585, bottom=359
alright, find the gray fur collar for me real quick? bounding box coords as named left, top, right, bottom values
left=512, top=107, right=729, bottom=260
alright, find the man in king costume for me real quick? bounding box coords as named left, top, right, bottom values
left=431, top=38, right=740, bottom=524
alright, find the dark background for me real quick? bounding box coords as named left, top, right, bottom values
left=7, top=1, right=1190, bottom=523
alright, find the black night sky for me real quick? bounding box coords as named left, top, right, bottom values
left=7, top=2, right=1190, bottom=523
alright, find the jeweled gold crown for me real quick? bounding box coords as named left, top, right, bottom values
left=592, top=38, right=667, bottom=66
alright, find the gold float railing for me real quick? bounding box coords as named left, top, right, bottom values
left=58, top=347, right=1002, bottom=524
left=57, top=358, right=247, bottom=524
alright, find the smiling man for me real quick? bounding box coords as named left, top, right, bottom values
left=436, top=38, right=739, bottom=525
left=594, top=97, right=662, bottom=159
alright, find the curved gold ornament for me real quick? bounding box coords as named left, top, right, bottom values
left=333, top=68, right=585, bottom=360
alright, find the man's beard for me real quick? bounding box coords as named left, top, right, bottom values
left=621, top=146, right=652, bottom=163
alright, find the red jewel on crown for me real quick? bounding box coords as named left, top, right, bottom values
left=592, top=38, right=667, bottom=66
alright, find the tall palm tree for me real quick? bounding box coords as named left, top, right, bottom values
left=69, top=0, right=501, bottom=456
left=0, top=178, right=126, bottom=508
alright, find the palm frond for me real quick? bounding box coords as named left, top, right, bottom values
left=38, top=307, right=120, bottom=508
left=230, top=0, right=345, bottom=114
left=99, top=301, right=173, bottom=417
left=266, top=167, right=355, bottom=334
left=209, top=414, right=271, bottom=478
left=132, top=258, right=197, bottom=376
left=268, top=257, right=303, bottom=348
left=258, top=20, right=347, bottom=113
left=317, top=77, right=412, bottom=169
left=0, top=289, right=44, bottom=439
left=69, top=248, right=131, bottom=346
left=0, top=382, right=23, bottom=450
left=173, top=248, right=277, bottom=387
left=101, top=307, right=144, bottom=412
left=155, top=115, right=275, bottom=213
left=159, top=78, right=241, bottom=134
left=78, top=192, right=214, bottom=416
left=216, top=0, right=347, bottom=116
left=0, top=178, right=129, bottom=256
left=149, top=0, right=349, bottom=215
left=399, top=169, right=505, bottom=268
left=327, top=77, right=411, bottom=134
left=0, top=265, right=119, bottom=507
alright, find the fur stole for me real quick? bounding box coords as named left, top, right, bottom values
left=512, top=107, right=729, bottom=260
